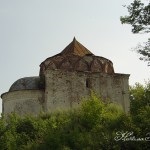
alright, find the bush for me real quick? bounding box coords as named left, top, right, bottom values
left=0, top=85, right=149, bottom=149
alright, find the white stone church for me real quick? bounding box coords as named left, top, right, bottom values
left=1, top=38, right=130, bottom=116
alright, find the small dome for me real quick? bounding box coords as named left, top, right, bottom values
left=40, top=38, right=114, bottom=75
left=9, top=77, right=41, bottom=92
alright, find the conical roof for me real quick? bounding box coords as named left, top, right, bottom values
left=40, top=38, right=114, bottom=75
left=60, top=37, right=93, bottom=56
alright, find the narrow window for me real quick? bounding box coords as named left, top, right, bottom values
left=86, top=78, right=91, bottom=88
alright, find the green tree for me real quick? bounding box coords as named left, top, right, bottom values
left=130, top=81, right=150, bottom=131
left=0, top=89, right=150, bottom=150
left=120, top=0, right=150, bottom=65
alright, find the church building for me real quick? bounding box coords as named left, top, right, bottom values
left=1, top=38, right=130, bottom=116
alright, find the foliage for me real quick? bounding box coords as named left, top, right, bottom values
left=120, top=0, right=150, bottom=65
left=130, top=82, right=150, bottom=115
left=134, top=38, right=150, bottom=65
left=0, top=87, right=150, bottom=149
left=130, top=82, right=150, bottom=136
left=121, top=0, right=150, bottom=34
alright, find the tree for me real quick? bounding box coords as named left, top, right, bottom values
left=120, top=0, right=150, bottom=66
left=0, top=90, right=150, bottom=149
left=129, top=82, right=150, bottom=115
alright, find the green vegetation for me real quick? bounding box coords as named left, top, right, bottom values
left=0, top=84, right=150, bottom=150
left=120, top=0, right=150, bottom=65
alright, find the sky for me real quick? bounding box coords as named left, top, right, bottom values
left=0, top=0, right=149, bottom=114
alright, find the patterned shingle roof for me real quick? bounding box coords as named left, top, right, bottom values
left=40, top=38, right=114, bottom=75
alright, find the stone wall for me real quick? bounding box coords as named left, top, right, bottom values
left=45, top=70, right=89, bottom=112
left=1, top=70, right=130, bottom=116
left=2, top=90, right=44, bottom=116
left=88, top=73, right=130, bottom=112
left=45, top=70, right=130, bottom=113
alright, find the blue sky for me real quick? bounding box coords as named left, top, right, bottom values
left=0, top=0, right=149, bottom=113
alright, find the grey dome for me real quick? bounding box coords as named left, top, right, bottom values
left=9, top=77, right=41, bottom=92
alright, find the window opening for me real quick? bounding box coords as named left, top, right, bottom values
left=86, top=78, right=91, bottom=88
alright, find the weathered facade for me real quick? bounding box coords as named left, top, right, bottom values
left=1, top=38, right=130, bottom=116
